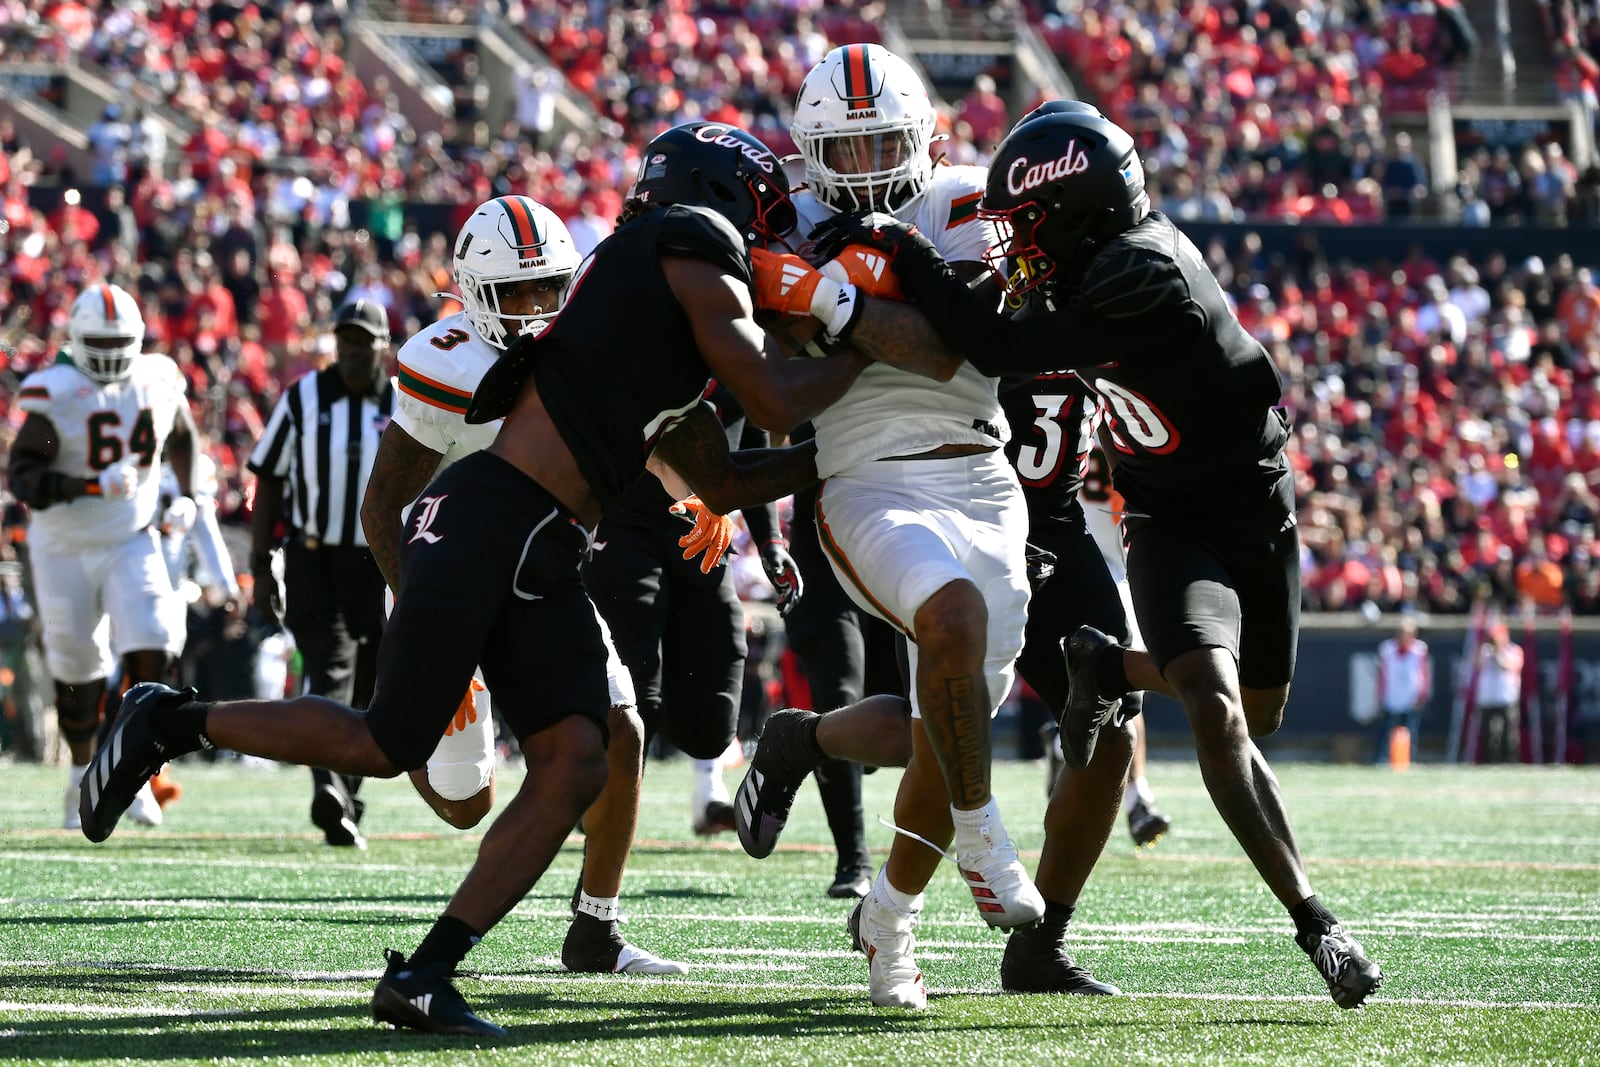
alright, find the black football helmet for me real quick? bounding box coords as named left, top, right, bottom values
left=1016, top=98, right=1103, bottom=126
left=628, top=121, right=798, bottom=248
left=979, top=109, right=1149, bottom=297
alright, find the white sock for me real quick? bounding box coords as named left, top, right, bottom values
left=68, top=763, right=88, bottom=788
left=951, top=796, right=1005, bottom=843
left=576, top=891, right=621, bottom=922
left=691, top=758, right=728, bottom=803
left=1124, top=776, right=1151, bottom=813
left=873, top=866, right=924, bottom=917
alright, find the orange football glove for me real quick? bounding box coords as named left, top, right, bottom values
left=670, top=495, right=736, bottom=573
left=820, top=243, right=904, bottom=300
left=445, top=678, right=487, bottom=736
left=751, top=247, right=826, bottom=316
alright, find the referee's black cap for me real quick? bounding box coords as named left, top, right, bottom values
left=335, top=298, right=390, bottom=340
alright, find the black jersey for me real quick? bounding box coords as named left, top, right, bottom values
left=466, top=203, right=751, bottom=510
left=1000, top=371, right=1095, bottom=527
left=896, top=211, right=1291, bottom=519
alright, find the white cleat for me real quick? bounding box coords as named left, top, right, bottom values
left=126, top=781, right=164, bottom=827
left=848, top=892, right=927, bottom=1010
left=955, top=817, right=1044, bottom=929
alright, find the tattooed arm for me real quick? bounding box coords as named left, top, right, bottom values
left=360, top=423, right=445, bottom=593
left=652, top=402, right=818, bottom=516
left=840, top=261, right=995, bottom=382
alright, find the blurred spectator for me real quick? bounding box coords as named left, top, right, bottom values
left=1374, top=615, right=1430, bottom=764
left=1472, top=622, right=1523, bottom=763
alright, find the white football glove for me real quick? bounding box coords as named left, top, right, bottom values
left=161, top=495, right=198, bottom=537
left=97, top=459, right=143, bottom=500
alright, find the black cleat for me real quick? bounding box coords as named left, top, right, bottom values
left=734, top=709, right=821, bottom=859
left=311, top=769, right=367, bottom=849
left=1305, top=924, right=1383, bottom=1009
left=827, top=863, right=873, bottom=900
left=1060, top=627, right=1124, bottom=770
left=371, top=949, right=507, bottom=1036
left=1127, top=798, right=1172, bottom=849
left=1001, top=923, right=1121, bottom=995
left=79, top=683, right=198, bottom=843
left=561, top=913, right=687, bottom=975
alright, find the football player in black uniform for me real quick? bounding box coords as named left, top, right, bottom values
left=582, top=382, right=798, bottom=839
left=799, top=106, right=1384, bottom=1009
left=999, top=370, right=1173, bottom=992
left=75, top=121, right=922, bottom=1037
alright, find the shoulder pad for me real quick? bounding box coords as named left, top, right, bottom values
left=397, top=319, right=489, bottom=416
left=138, top=352, right=186, bottom=389
left=1079, top=232, right=1190, bottom=321
left=653, top=204, right=751, bottom=284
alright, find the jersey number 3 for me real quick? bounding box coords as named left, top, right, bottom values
left=87, top=409, right=157, bottom=471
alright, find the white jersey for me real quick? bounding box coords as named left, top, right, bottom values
left=18, top=353, right=187, bottom=548
left=793, top=165, right=1006, bottom=478
left=393, top=311, right=502, bottom=482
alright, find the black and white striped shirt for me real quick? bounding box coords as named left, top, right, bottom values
left=247, top=368, right=395, bottom=548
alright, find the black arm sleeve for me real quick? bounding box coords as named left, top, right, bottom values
left=7, top=453, right=69, bottom=510
left=892, top=234, right=1203, bottom=377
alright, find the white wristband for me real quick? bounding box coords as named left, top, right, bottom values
left=808, top=276, right=860, bottom=340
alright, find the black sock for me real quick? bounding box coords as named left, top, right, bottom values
left=1095, top=646, right=1131, bottom=698
left=156, top=698, right=214, bottom=751
left=800, top=712, right=826, bottom=763
left=410, top=915, right=482, bottom=972
left=1290, top=895, right=1338, bottom=952
left=1035, top=898, right=1076, bottom=935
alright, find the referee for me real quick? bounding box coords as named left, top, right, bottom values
left=247, top=299, right=395, bottom=848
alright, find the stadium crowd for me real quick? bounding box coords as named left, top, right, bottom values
left=0, top=0, right=1597, bottom=622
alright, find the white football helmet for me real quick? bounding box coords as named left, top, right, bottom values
left=453, top=195, right=581, bottom=350
left=68, top=282, right=144, bottom=383
left=791, top=44, right=938, bottom=214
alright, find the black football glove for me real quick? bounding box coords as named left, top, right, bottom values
left=810, top=210, right=930, bottom=264
left=759, top=540, right=804, bottom=615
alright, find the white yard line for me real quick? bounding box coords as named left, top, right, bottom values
left=0, top=982, right=1595, bottom=1016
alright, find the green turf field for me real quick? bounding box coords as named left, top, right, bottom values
left=2, top=756, right=1596, bottom=1065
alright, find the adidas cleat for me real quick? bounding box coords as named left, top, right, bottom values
left=1060, top=626, right=1124, bottom=770
left=371, top=948, right=507, bottom=1037
left=848, top=894, right=926, bottom=1009
left=733, top=709, right=820, bottom=858
left=1306, top=924, right=1383, bottom=1009
left=79, top=683, right=195, bottom=843
left=955, top=817, right=1045, bottom=929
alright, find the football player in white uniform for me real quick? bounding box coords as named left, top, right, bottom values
left=733, top=44, right=1043, bottom=1009
left=360, top=195, right=685, bottom=976
left=7, top=283, right=195, bottom=828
